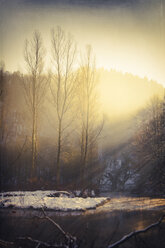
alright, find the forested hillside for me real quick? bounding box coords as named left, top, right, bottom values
left=1, top=62, right=164, bottom=194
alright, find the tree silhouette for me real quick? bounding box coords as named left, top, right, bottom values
left=23, top=31, right=47, bottom=178
left=50, top=26, right=77, bottom=185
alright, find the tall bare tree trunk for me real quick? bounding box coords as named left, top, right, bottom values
left=78, top=45, right=103, bottom=187
left=50, top=26, right=77, bottom=185
left=23, top=31, right=46, bottom=180
left=0, top=63, right=5, bottom=187
left=56, top=120, right=62, bottom=184
left=31, top=76, right=36, bottom=173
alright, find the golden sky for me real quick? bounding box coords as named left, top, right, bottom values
left=0, top=0, right=165, bottom=85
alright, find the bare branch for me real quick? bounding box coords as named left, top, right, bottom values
left=9, top=136, right=27, bottom=167
left=108, top=215, right=165, bottom=248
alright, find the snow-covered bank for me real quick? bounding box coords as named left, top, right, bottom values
left=0, top=191, right=109, bottom=211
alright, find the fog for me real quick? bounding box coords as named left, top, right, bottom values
left=0, top=0, right=165, bottom=192
left=0, top=0, right=165, bottom=85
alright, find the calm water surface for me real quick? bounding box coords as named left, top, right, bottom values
left=0, top=196, right=165, bottom=248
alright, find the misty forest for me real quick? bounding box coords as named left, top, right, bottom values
left=0, top=1, right=165, bottom=248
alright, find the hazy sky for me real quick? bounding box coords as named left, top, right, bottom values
left=0, top=0, right=165, bottom=85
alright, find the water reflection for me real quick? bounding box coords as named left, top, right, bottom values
left=0, top=197, right=165, bottom=248
left=95, top=197, right=165, bottom=213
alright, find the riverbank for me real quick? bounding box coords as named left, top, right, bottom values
left=0, top=196, right=165, bottom=247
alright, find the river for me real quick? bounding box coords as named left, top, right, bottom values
left=0, top=196, right=165, bottom=248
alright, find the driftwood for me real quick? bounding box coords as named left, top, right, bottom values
left=41, top=208, right=77, bottom=246
left=108, top=214, right=165, bottom=248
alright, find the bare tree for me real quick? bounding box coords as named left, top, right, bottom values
left=0, top=61, right=6, bottom=187
left=23, top=31, right=47, bottom=177
left=78, top=45, right=103, bottom=187
left=134, top=95, right=165, bottom=193
left=50, top=26, right=77, bottom=184
left=0, top=61, right=6, bottom=142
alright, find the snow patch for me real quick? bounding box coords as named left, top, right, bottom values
left=0, top=191, right=109, bottom=211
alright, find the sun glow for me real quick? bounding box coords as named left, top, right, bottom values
left=1, top=0, right=165, bottom=119
left=1, top=1, right=165, bottom=85
left=98, top=68, right=164, bottom=118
